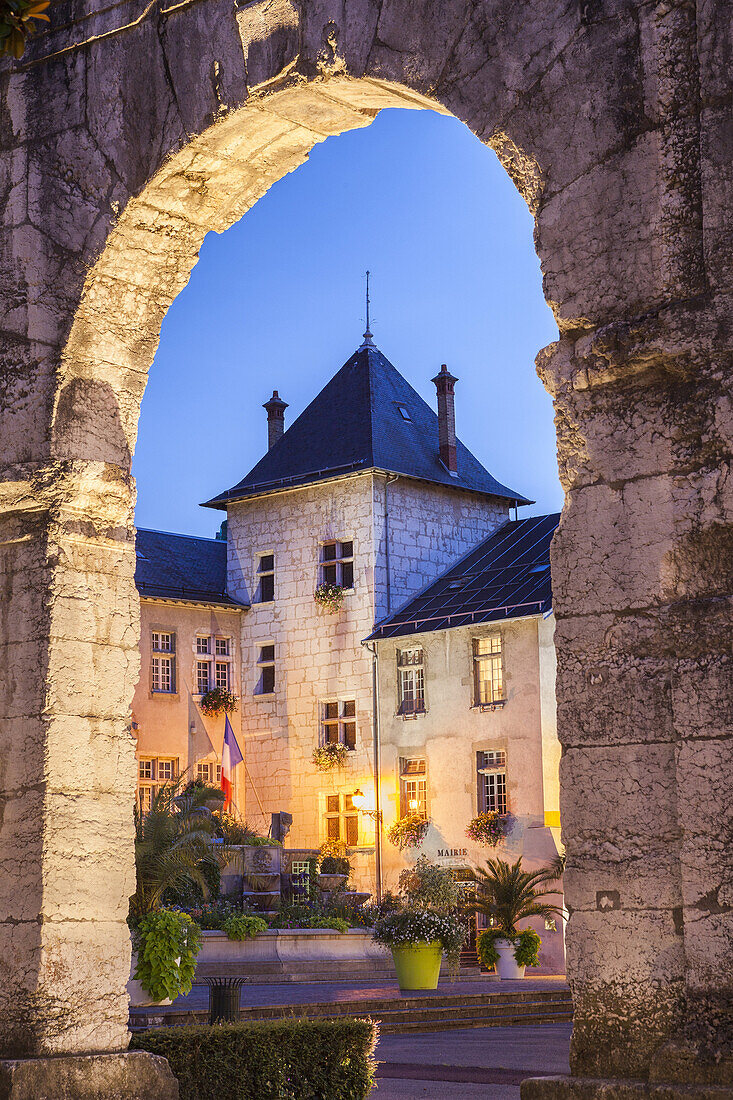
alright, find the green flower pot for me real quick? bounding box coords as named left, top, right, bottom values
left=391, top=941, right=443, bottom=990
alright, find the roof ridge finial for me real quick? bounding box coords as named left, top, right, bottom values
left=361, top=270, right=374, bottom=347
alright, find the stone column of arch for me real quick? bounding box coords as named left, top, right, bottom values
left=0, top=0, right=730, bottom=1095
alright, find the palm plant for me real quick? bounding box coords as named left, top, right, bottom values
left=130, top=778, right=226, bottom=922
left=470, top=857, right=564, bottom=936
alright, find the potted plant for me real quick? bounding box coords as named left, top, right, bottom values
left=471, top=857, right=563, bottom=979
left=318, top=854, right=351, bottom=892
left=199, top=686, right=238, bottom=717
left=465, top=810, right=505, bottom=847
left=387, top=811, right=430, bottom=851
left=130, top=909, right=201, bottom=1006
left=312, top=742, right=348, bottom=771
left=314, top=581, right=344, bottom=612
left=373, top=857, right=466, bottom=990
left=128, top=779, right=225, bottom=1005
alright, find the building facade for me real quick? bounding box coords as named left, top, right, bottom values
left=131, top=338, right=563, bottom=965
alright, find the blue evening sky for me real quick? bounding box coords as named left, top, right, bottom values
left=133, top=109, right=562, bottom=538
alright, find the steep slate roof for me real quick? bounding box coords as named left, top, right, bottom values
left=203, top=343, right=531, bottom=508
left=368, top=513, right=560, bottom=640
left=135, top=529, right=247, bottom=608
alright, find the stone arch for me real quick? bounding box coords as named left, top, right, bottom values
left=0, top=0, right=730, bottom=1094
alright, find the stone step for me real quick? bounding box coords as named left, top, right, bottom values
left=377, top=1009, right=574, bottom=1034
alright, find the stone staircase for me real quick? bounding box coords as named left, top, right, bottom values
left=131, top=985, right=572, bottom=1034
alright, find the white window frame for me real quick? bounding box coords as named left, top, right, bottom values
left=151, top=631, right=176, bottom=693
left=320, top=699, right=356, bottom=750
left=194, top=634, right=232, bottom=696
left=477, top=750, right=507, bottom=815
left=196, top=760, right=222, bottom=786
left=399, top=758, right=428, bottom=818
left=137, top=756, right=179, bottom=812
left=473, top=635, right=505, bottom=708
left=397, top=648, right=425, bottom=716
left=320, top=540, right=354, bottom=590
left=255, top=643, right=275, bottom=696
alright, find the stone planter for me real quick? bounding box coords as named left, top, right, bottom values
left=195, top=928, right=392, bottom=982
left=317, top=873, right=348, bottom=891
left=391, top=941, right=443, bottom=990
left=495, top=937, right=526, bottom=979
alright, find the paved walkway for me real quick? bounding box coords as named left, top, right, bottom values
left=373, top=1022, right=572, bottom=1099
left=165, top=974, right=568, bottom=1012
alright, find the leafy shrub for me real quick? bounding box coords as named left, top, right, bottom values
left=223, top=914, right=268, bottom=941
left=131, top=1018, right=377, bottom=1100
left=320, top=855, right=351, bottom=877
left=312, top=917, right=349, bottom=933
left=387, top=811, right=429, bottom=851
left=476, top=928, right=501, bottom=969
left=319, top=839, right=348, bottom=860
left=212, top=811, right=261, bottom=846
left=514, top=927, right=542, bottom=967
left=133, top=910, right=202, bottom=1002
left=399, top=856, right=459, bottom=913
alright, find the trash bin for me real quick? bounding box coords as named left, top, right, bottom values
left=203, top=976, right=247, bottom=1024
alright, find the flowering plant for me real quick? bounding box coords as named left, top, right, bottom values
left=373, top=909, right=466, bottom=976
left=314, top=582, right=344, bottom=612
left=466, top=811, right=505, bottom=847
left=199, top=687, right=238, bottom=717
left=312, top=742, right=348, bottom=771
left=387, top=812, right=429, bottom=851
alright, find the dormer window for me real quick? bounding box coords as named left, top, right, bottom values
left=396, top=404, right=412, bottom=421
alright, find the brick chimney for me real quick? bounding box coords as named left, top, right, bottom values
left=431, top=364, right=459, bottom=474
left=263, top=390, right=288, bottom=450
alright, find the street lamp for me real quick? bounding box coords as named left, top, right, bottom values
left=352, top=789, right=383, bottom=904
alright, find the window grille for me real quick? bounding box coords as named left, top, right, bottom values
left=136, top=756, right=178, bottom=812
left=195, top=635, right=231, bottom=695
left=320, top=541, right=354, bottom=590
left=256, top=644, right=275, bottom=695
left=323, top=793, right=359, bottom=846
left=477, top=750, right=507, bottom=815
left=290, top=860, right=311, bottom=897
left=196, top=761, right=221, bottom=785
left=196, top=635, right=211, bottom=655
left=256, top=553, right=275, bottom=603
left=215, top=661, right=229, bottom=689
left=215, top=637, right=230, bottom=656
left=152, top=654, right=174, bottom=693
left=139, top=758, right=154, bottom=780
left=152, top=632, right=173, bottom=653
left=399, top=758, right=428, bottom=817
left=397, top=648, right=425, bottom=715
left=196, top=660, right=211, bottom=695
left=473, top=635, right=505, bottom=706
left=321, top=700, right=356, bottom=749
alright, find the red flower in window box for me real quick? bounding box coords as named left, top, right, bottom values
left=312, top=742, right=348, bottom=771
left=199, top=687, right=238, bottom=717
left=466, top=811, right=505, bottom=847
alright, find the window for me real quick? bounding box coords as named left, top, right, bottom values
left=395, top=403, right=412, bottom=421
left=196, top=761, right=222, bottom=785
left=400, top=758, right=428, bottom=818
left=151, top=631, right=175, bottom=693
left=256, top=553, right=275, bottom=602
left=323, top=794, right=359, bottom=846
left=473, top=635, right=505, bottom=707
left=321, top=699, right=356, bottom=750
left=256, top=644, right=275, bottom=695
left=320, top=541, right=354, bottom=590
left=137, top=756, right=179, bottom=812
left=195, top=634, right=232, bottom=695
left=477, top=750, right=507, bottom=815
left=397, top=648, right=425, bottom=715
left=290, top=859, right=311, bottom=898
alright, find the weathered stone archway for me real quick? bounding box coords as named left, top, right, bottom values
left=0, top=0, right=730, bottom=1095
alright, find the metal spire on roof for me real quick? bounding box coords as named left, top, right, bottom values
left=361, top=270, right=374, bottom=347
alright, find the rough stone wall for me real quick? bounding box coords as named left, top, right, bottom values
left=226, top=474, right=379, bottom=878
left=372, top=474, right=510, bottom=621
left=0, top=0, right=729, bottom=1083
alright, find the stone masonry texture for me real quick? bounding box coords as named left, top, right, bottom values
left=0, top=0, right=730, bottom=1091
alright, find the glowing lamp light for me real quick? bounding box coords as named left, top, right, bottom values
left=352, top=789, right=366, bottom=811
left=408, top=799, right=419, bottom=811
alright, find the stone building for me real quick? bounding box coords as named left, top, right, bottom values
left=130, top=334, right=559, bottom=906
left=368, top=512, right=564, bottom=972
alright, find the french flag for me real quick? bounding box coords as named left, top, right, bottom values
left=221, top=714, right=243, bottom=810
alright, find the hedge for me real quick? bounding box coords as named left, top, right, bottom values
left=130, top=1017, right=378, bottom=1100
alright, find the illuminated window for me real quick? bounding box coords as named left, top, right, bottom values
left=323, top=793, right=359, bottom=846
left=320, top=541, right=354, bottom=590
left=473, top=635, right=504, bottom=706
left=399, top=758, right=428, bottom=818
left=397, top=648, right=425, bottom=715
left=477, top=750, right=507, bottom=815
left=321, top=699, right=356, bottom=749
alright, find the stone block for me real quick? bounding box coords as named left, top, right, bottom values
left=521, top=1076, right=733, bottom=1099
left=0, top=1051, right=178, bottom=1099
